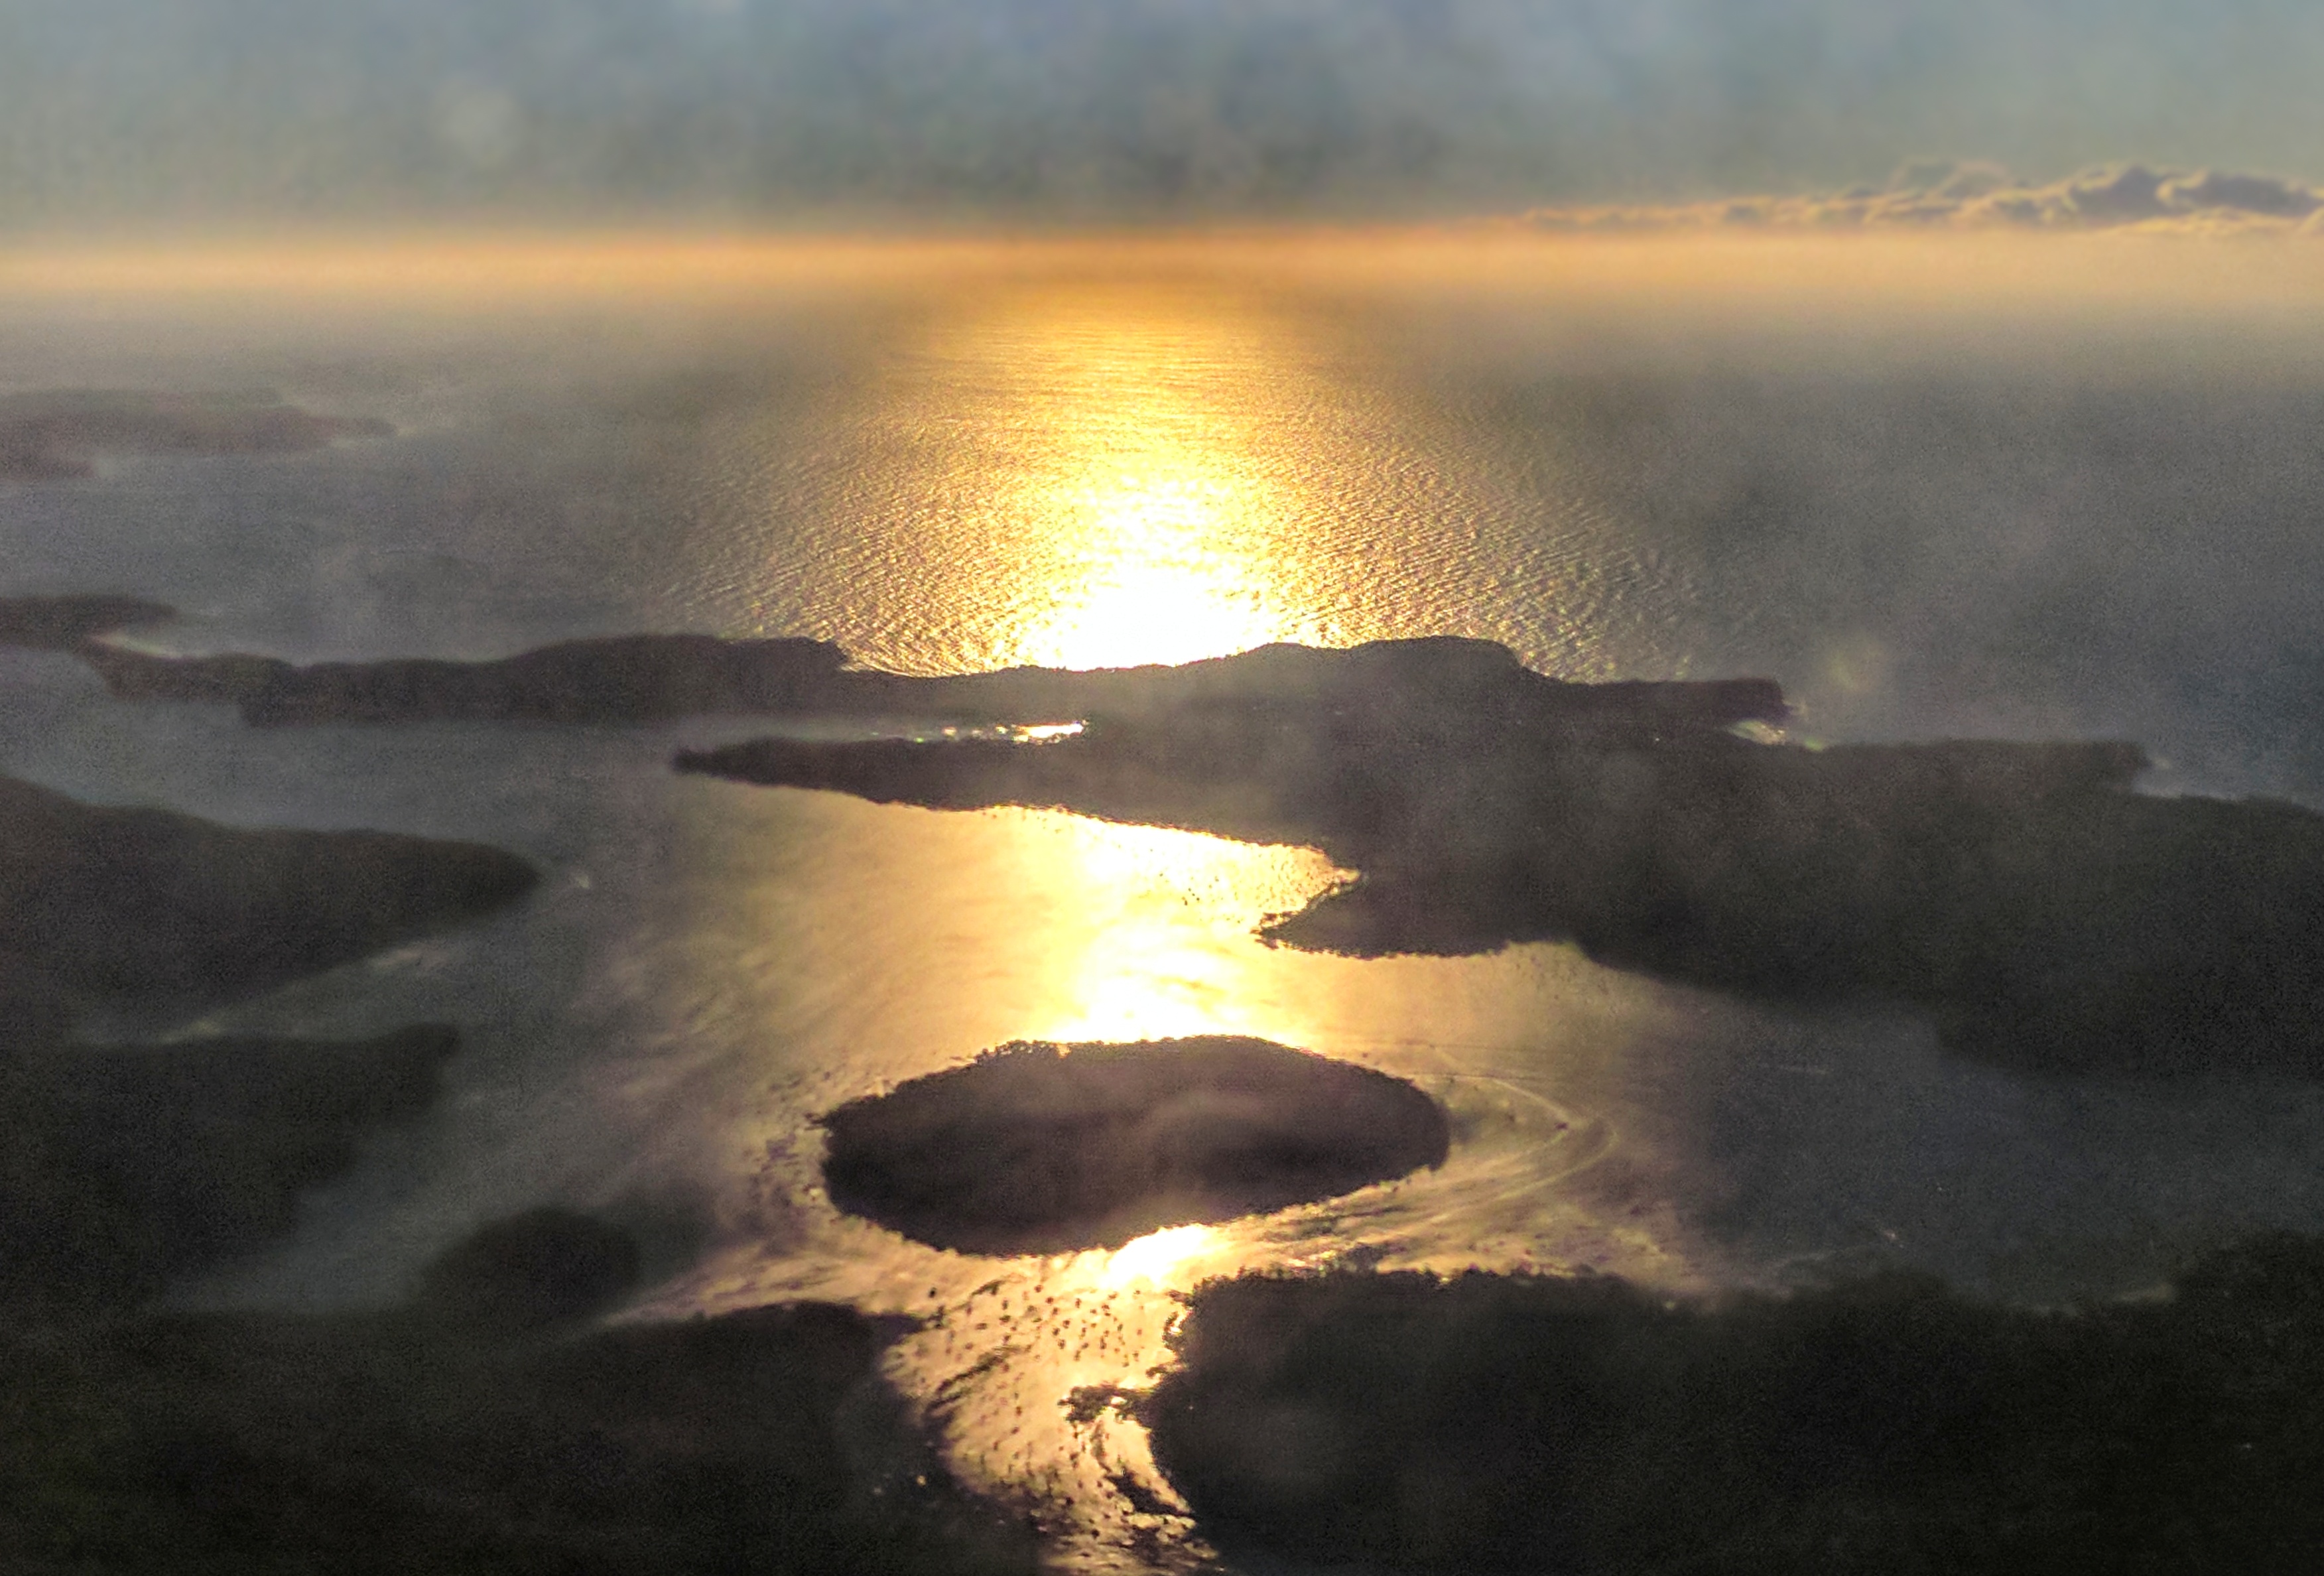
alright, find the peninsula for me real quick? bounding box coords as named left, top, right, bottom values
left=0, top=772, right=538, bottom=1013
left=19, top=588, right=2324, bottom=1075
left=676, top=643, right=2324, bottom=1077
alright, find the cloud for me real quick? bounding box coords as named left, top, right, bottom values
left=1512, top=161, right=2324, bottom=235
left=9, top=4, right=2324, bottom=225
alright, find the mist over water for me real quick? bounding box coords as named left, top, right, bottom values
left=10, top=235, right=2324, bottom=1567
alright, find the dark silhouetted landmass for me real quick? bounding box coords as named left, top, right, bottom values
left=411, top=1206, right=645, bottom=1334
left=0, top=777, right=539, bottom=1307
left=24, top=601, right=2324, bottom=1074
left=81, top=632, right=854, bottom=725
left=677, top=636, right=1794, bottom=855
left=1143, top=1239, right=2324, bottom=1573
left=0, top=594, right=176, bottom=649
left=820, top=1037, right=1451, bottom=1254
left=0, top=1025, right=459, bottom=1309
left=0, top=390, right=391, bottom=480
left=0, top=1213, right=1042, bottom=1576
left=0, top=773, right=538, bottom=1014
left=4, top=598, right=1780, bottom=732
left=787, top=635, right=1785, bottom=738
left=678, top=647, right=2324, bottom=1076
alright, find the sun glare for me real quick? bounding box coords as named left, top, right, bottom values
left=1022, top=815, right=1344, bottom=1046
left=1003, top=353, right=1299, bottom=671
left=1021, top=471, right=1286, bottom=671
left=881, top=286, right=1344, bottom=673
left=1099, top=1223, right=1222, bottom=1289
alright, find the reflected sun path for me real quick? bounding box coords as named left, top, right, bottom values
left=710, top=286, right=1665, bottom=1570
left=816, top=285, right=1364, bottom=674
left=980, top=299, right=1323, bottom=671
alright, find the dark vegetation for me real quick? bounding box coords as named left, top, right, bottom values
left=411, top=1205, right=645, bottom=1333
left=0, top=390, right=391, bottom=481
left=820, top=1037, right=1450, bottom=1254
left=0, top=771, right=537, bottom=1307
left=27, top=588, right=2310, bottom=1075
left=0, top=1209, right=1042, bottom=1576
left=674, top=637, right=2324, bottom=1076
left=1, top=1025, right=458, bottom=1311
left=1143, top=1240, right=2324, bottom=1574
left=0, top=772, right=537, bottom=1014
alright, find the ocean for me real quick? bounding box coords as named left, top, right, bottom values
left=7, top=232, right=2324, bottom=1566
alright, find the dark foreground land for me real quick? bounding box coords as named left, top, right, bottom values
left=1, top=1025, right=461, bottom=1311
left=0, top=1209, right=1041, bottom=1576
left=0, top=769, right=544, bottom=1307
left=820, top=1037, right=1450, bottom=1254
left=1144, top=1240, right=2324, bottom=1574
left=0, top=767, right=1039, bottom=1572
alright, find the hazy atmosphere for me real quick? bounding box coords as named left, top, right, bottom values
left=8, top=6, right=2324, bottom=1576
left=7, top=0, right=2324, bottom=223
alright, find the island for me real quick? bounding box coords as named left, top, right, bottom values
left=3, top=594, right=1777, bottom=731
left=80, top=631, right=858, bottom=726
left=0, top=389, right=391, bottom=480
left=0, top=772, right=539, bottom=1012
left=818, top=1037, right=1451, bottom=1255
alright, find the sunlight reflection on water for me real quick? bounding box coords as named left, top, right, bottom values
left=661, top=271, right=1701, bottom=1564
left=948, top=295, right=1319, bottom=670
left=619, top=789, right=1693, bottom=1572
left=692, top=274, right=1671, bottom=680
left=18, top=239, right=2324, bottom=1571
left=1019, top=818, right=1345, bottom=1045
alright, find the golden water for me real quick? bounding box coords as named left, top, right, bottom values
left=615, top=281, right=1710, bottom=1567
left=15, top=235, right=2324, bottom=1571
left=681, top=270, right=1683, bottom=681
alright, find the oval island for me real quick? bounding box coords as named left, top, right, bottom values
left=820, top=1036, right=1451, bottom=1256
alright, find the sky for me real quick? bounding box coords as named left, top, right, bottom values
left=1, top=1, right=2321, bottom=228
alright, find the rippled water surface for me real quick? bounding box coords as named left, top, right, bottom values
left=11, top=236, right=2324, bottom=1569
left=674, top=276, right=1678, bottom=679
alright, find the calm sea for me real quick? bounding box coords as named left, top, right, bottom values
left=7, top=235, right=2324, bottom=1566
